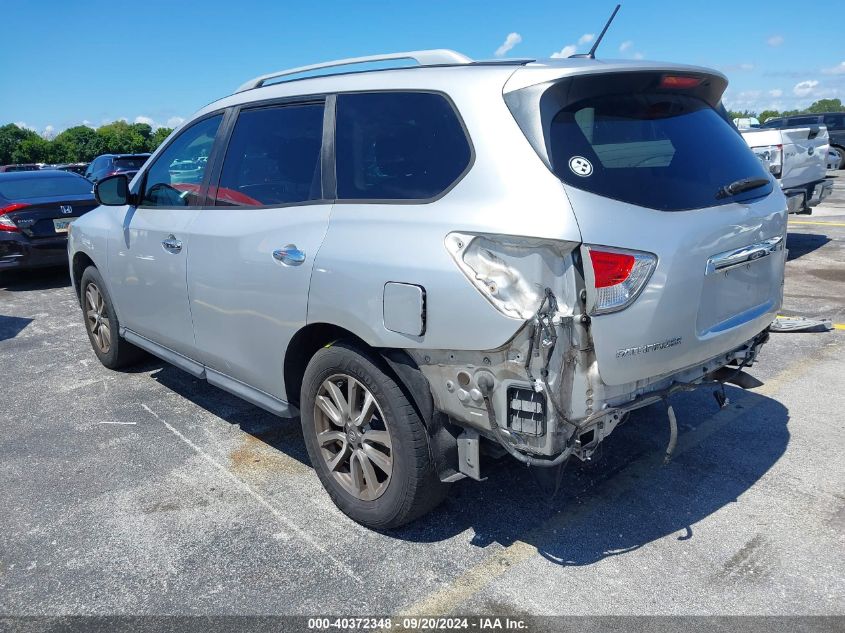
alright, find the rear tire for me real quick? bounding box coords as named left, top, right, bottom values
left=300, top=341, right=447, bottom=529
left=838, top=148, right=845, bottom=170
left=79, top=266, right=145, bottom=369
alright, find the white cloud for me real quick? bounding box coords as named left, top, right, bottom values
left=15, top=121, right=35, bottom=131
left=82, top=120, right=94, bottom=128
left=633, top=52, right=645, bottom=60
left=495, top=32, right=522, bottom=57
left=769, top=89, right=783, bottom=97
left=619, top=40, right=633, bottom=52
left=767, top=35, right=784, bottom=47
left=550, top=33, right=595, bottom=58
left=821, top=61, right=845, bottom=75
left=134, top=115, right=155, bottom=126
left=793, top=80, right=819, bottom=97
left=42, top=125, right=55, bottom=140
left=550, top=44, right=577, bottom=59
left=166, top=116, right=185, bottom=128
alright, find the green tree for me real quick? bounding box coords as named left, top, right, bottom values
left=11, top=135, right=50, bottom=163
left=727, top=109, right=758, bottom=120
left=806, top=98, right=845, bottom=114
left=0, top=123, right=42, bottom=164
left=96, top=121, right=148, bottom=154
left=758, top=109, right=780, bottom=122
left=51, top=125, right=104, bottom=163
left=148, top=127, right=173, bottom=152
left=129, top=122, right=153, bottom=145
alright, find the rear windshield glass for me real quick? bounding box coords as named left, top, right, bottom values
left=549, top=93, right=772, bottom=210
left=0, top=176, right=93, bottom=199
left=113, top=157, right=147, bottom=169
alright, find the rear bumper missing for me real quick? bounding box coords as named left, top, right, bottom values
left=412, top=318, right=770, bottom=474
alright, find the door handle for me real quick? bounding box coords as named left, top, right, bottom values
left=273, top=245, right=306, bottom=266
left=161, top=235, right=183, bottom=254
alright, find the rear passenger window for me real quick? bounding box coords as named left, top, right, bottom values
left=335, top=92, right=471, bottom=200
left=214, top=103, right=324, bottom=206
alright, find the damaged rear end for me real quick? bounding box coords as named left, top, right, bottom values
left=418, top=62, right=786, bottom=479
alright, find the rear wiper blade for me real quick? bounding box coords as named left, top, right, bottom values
left=716, top=177, right=770, bottom=200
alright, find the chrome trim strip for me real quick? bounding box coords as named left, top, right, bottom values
left=705, top=235, right=784, bottom=275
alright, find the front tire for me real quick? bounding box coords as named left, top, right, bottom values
left=300, top=342, right=446, bottom=529
left=79, top=266, right=145, bottom=369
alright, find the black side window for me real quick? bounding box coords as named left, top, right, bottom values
left=823, top=114, right=843, bottom=130
left=141, top=115, right=222, bottom=207
left=335, top=92, right=471, bottom=200
left=213, top=102, right=324, bottom=206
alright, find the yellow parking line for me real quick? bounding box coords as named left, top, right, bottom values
left=789, top=221, right=845, bottom=227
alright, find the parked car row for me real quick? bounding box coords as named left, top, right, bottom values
left=732, top=114, right=838, bottom=213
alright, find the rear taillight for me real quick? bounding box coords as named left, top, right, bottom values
left=751, top=144, right=783, bottom=179
left=587, top=246, right=656, bottom=315
left=0, top=202, right=28, bottom=232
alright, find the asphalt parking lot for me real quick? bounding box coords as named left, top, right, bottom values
left=1, top=177, right=843, bottom=617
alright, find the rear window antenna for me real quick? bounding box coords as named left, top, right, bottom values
left=570, top=4, right=621, bottom=59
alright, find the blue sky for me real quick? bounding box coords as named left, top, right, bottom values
left=1, top=0, right=842, bottom=135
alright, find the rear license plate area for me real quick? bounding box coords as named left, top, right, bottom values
left=52, top=219, right=72, bottom=233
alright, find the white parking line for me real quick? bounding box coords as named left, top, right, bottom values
left=140, top=403, right=362, bottom=583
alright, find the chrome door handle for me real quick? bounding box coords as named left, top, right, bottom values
left=273, top=245, right=306, bottom=266
left=161, top=235, right=183, bottom=254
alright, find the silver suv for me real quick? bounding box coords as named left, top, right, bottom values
left=69, top=50, right=786, bottom=528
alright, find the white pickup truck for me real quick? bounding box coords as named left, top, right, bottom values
left=734, top=117, right=833, bottom=214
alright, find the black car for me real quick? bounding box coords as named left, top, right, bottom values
left=762, top=113, right=845, bottom=169
left=0, top=171, right=97, bottom=271
left=84, top=153, right=150, bottom=183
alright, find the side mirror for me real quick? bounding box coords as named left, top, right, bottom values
left=95, top=174, right=130, bottom=206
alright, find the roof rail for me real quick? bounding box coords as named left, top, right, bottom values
left=235, top=49, right=473, bottom=93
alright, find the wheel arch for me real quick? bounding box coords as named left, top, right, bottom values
left=71, top=251, right=97, bottom=304
left=284, top=322, right=434, bottom=425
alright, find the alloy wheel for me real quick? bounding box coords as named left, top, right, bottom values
left=85, top=282, right=111, bottom=354
left=313, top=374, right=393, bottom=501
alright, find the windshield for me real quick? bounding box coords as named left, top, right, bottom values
left=0, top=175, right=93, bottom=199
left=548, top=93, right=772, bottom=211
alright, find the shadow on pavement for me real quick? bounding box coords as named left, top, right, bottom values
left=394, top=385, right=789, bottom=566
left=146, top=362, right=789, bottom=568
left=0, top=315, right=33, bottom=341
left=149, top=363, right=310, bottom=465
left=786, top=232, right=830, bottom=261
left=0, top=266, right=72, bottom=291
